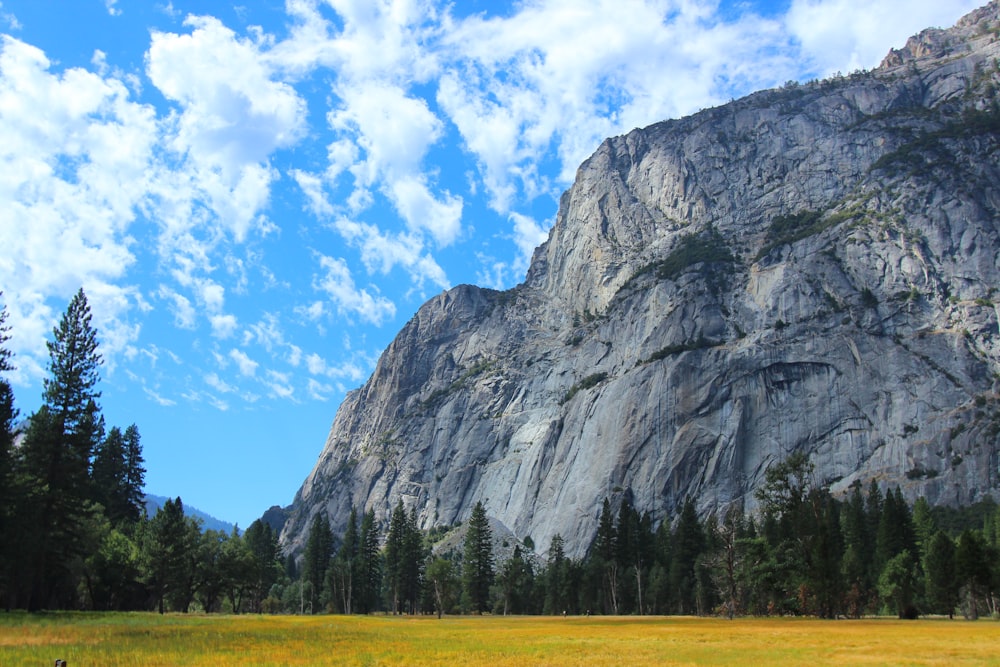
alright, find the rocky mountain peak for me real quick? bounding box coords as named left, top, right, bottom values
left=281, top=2, right=1000, bottom=559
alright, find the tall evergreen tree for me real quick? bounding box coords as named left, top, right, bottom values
left=302, top=513, right=333, bottom=613
left=0, top=294, right=18, bottom=609
left=242, top=519, right=282, bottom=613
left=330, top=507, right=360, bottom=613
left=669, top=498, right=704, bottom=614
left=543, top=534, right=572, bottom=615
left=955, top=529, right=991, bottom=619
left=142, top=497, right=197, bottom=613
left=91, top=426, right=143, bottom=525
left=19, top=289, right=105, bottom=609
left=356, top=509, right=381, bottom=613
left=495, top=544, right=533, bottom=615
left=384, top=500, right=408, bottom=613
left=592, top=498, right=619, bottom=614
left=462, top=501, right=494, bottom=613
left=923, top=531, right=958, bottom=617
left=840, top=483, right=874, bottom=616
left=123, top=425, right=146, bottom=521
left=402, top=507, right=424, bottom=613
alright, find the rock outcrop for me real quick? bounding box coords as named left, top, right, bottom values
left=281, top=2, right=1000, bottom=558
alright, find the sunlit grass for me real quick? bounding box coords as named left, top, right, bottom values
left=1, top=612, right=998, bottom=666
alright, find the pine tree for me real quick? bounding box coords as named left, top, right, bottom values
left=462, top=501, right=494, bottom=613
left=384, top=500, right=407, bottom=613
left=19, top=289, right=106, bottom=609
left=402, top=507, right=424, bottom=613
left=0, top=294, right=18, bottom=608
left=331, top=507, right=359, bottom=613
left=543, top=533, right=571, bottom=615
left=142, top=497, right=198, bottom=613
left=593, top=498, right=619, bottom=613
left=302, top=513, right=333, bottom=613
left=243, top=519, right=282, bottom=613
left=356, top=509, right=381, bottom=613
left=669, top=498, right=704, bottom=614
left=923, top=531, right=958, bottom=617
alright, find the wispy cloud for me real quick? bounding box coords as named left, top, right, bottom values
left=0, top=0, right=982, bottom=409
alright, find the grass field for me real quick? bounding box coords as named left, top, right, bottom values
left=1, top=612, right=998, bottom=666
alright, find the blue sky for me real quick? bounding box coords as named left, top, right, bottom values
left=0, top=0, right=982, bottom=529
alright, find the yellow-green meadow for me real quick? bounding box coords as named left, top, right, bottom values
left=2, top=613, right=998, bottom=666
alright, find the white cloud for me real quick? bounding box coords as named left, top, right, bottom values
left=435, top=0, right=799, bottom=211
left=105, top=0, right=121, bottom=17
left=210, top=313, right=238, bottom=338
left=328, top=82, right=464, bottom=246
left=157, top=287, right=196, bottom=329
left=144, top=13, right=308, bottom=290
left=0, top=35, right=158, bottom=381
left=265, top=368, right=294, bottom=399
left=786, top=0, right=984, bottom=76
left=144, top=387, right=176, bottom=406
left=510, top=212, right=550, bottom=272
left=307, top=377, right=333, bottom=400
left=229, top=348, right=259, bottom=377
left=204, top=371, right=236, bottom=394
left=313, top=254, right=396, bottom=325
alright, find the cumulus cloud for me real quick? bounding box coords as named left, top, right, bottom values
left=786, top=0, right=984, bottom=76
left=229, top=348, right=259, bottom=377
left=313, top=254, right=396, bottom=326
left=146, top=15, right=307, bottom=240
left=0, top=35, right=155, bottom=378
left=1, top=0, right=981, bottom=412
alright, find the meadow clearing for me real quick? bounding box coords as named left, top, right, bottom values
left=1, top=612, right=998, bottom=666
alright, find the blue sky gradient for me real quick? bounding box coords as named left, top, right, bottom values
left=0, top=0, right=982, bottom=528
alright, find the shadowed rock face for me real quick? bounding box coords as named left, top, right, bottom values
left=282, top=2, right=1000, bottom=558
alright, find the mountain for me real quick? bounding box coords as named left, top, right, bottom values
left=144, top=494, right=237, bottom=534
left=280, top=2, right=1000, bottom=558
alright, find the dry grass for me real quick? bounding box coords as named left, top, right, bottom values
left=1, top=613, right=998, bottom=666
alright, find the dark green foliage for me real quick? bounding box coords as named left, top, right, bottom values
left=383, top=501, right=424, bottom=614
left=591, top=499, right=620, bottom=614
left=328, top=507, right=359, bottom=613
left=756, top=209, right=855, bottom=260
left=561, top=372, right=608, bottom=404
left=878, top=550, right=918, bottom=618
left=542, top=534, right=572, bottom=615
left=142, top=497, right=200, bottom=613
left=923, top=531, right=958, bottom=617
left=356, top=509, right=382, bottom=614
left=870, top=107, right=1000, bottom=178
left=860, top=287, right=879, bottom=309
left=641, top=337, right=714, bottom=364
left=655, top=228, right=736, bottom=282
left=0, top=294, right=18, bottom=607
left=669, top=498, right=704, bottom=614
left=426, top=556, right=459, bottom=618
left=462, top=501, right=494, bottom=613
left=955, top=530, right=993, bottom=619
left=302, top=513, right=333, bottom=614
left=494, top=544, right=534, bottom=615
left=19, top=289, right=106, bottom=610
left=91, top=424, right=146, bottom=526
left=242, top=519, right=283, bottom=613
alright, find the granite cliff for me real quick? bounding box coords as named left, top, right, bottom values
left=281, top=3, right=1000, bottom=558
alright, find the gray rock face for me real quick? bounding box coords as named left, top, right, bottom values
left=282, top=2, right=1000, bottom=558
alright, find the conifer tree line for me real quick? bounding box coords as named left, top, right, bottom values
left=2, top=290, right=998, bottom=616
left=0, top=289, right=287, bottom=613
left=290, top=454, right=1000, bottom=619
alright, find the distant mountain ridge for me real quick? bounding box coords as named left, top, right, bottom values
left=280, top=2, right=1000, bottom=558
left=144, top=494, right=237, bottom=534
